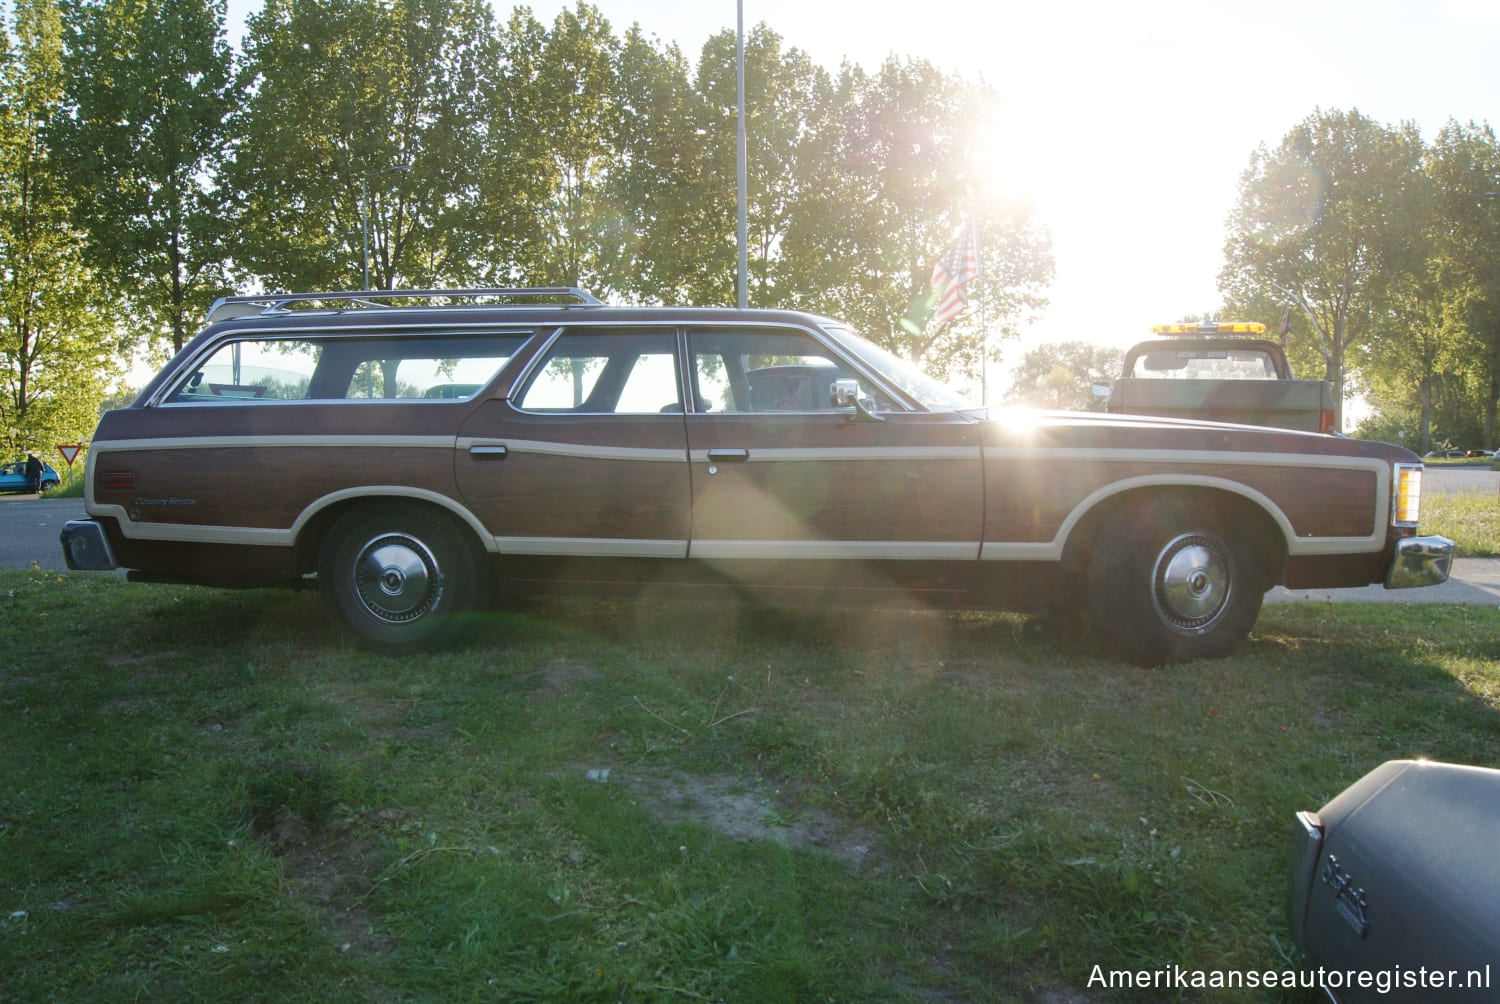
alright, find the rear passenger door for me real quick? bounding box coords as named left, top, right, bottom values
left=454, top=327, right=693, bottom=557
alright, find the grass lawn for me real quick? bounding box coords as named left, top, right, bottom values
left=3, top=570, right=1498, bottom=1002
left=1422, top=488, right=1500, bottom=558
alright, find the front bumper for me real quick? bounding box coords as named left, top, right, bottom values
left=60, top=519, right=118, bottom=571
left=1383, top=534, right=1454, bottom=589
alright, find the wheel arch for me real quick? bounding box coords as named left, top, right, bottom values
left=1059, top=477, right=1290, bottom=586
left=291, top=487, right=494, bottom=576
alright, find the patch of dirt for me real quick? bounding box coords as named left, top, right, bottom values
left=601, top=767, right=881, bottom=869
left=1033, top=990, right=1105, bottom=1003
left=257, top=810, right=395, bottom=959
left=517, top=659, right=602, bottom=696
left=105, top=651, right=181, bottom=667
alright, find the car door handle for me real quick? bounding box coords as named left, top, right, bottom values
left=468, top=445, right=508, bottom=460
left=706, top=449, right=749, bottom=462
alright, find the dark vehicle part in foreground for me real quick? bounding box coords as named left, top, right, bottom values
left=61, top=289, right=1453, bottom=664
left=1290, top=759, right=1499, bottom=1002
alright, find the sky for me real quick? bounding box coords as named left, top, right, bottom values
left=223, top=0, right=1500, bottom=366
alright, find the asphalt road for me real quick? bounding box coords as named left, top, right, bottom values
left=4, top=469, right=1496, bottom=605
left=0, top=496, right=97, bottom=574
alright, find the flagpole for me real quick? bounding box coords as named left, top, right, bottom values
left=975, top=218, right=986, bottom=407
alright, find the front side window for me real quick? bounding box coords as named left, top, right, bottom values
left=822, top=324, right=974, bottom=410
left=516, top=330, right=681, bottom=414
left=689, top=328, right=895, bottom=414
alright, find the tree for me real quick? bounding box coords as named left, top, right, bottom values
left=0, top=0, right=124, bottom=457
left=1426, top=120, right=1500, bottom=449
left=230, top=0, right=496, bottom=291
left=597, top=25, right=708, bottom=303
left=778, top=56, right=1052, bottom=383
left=1003, top=340, right=1122, bottom=412
left=54, top=0, right=239, bottom=354
left=514, top=2, right=621, bottom=288
left=1220, top=108, right=1427, bottom=432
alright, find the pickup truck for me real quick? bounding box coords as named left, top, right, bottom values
left=1099, top=323, right=1337, bottom=434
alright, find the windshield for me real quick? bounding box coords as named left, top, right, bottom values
left=823, top=324, right=977, bottom=410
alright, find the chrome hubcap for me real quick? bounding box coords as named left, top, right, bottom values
left=352, top=533, right=443, bottom=624
left=1151, top=532, right=1232, bottom=633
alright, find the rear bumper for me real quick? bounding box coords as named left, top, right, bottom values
left=60, top=519, right=118, bottom=571
left=1384, top=535, right=1454, bottom=589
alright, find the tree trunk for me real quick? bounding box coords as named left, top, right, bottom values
left=1485, top=371, right=1498, bottom=451
left=1419, top=372, right=1432, bottom=454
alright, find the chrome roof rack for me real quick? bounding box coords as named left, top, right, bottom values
left=205, top=287, right=604, bottom=324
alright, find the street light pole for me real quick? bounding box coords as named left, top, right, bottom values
left=361, top=163, right=411, bottom=290
left=735, top=0, right=748, bottom=309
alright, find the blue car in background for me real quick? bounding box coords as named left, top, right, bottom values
left=0, top=459, right=61, bottom=494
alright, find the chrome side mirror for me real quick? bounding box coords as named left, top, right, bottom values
left=830, top=379, right=859, bottom=409
left=830, top=378, right=884, bottom=422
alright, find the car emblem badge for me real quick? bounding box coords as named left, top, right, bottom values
left=1321, top=854, right=1370, bottom=938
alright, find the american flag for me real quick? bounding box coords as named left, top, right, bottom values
left=929, top=224, right=980, bottom=326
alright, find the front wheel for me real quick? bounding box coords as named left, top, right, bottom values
left=1085, top=500, right=1267, bottom=666
left=318, top=502, right=485, bottom=650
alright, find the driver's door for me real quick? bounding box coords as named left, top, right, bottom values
left=683, top=325, right=982, bottom=576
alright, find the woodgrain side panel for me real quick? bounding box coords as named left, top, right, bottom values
left=94, top=446, right=458, bottom=529
left=455, top=400, right=691, bottom=544
left=983, top=459, right=1378, bottom=543
left=683, top=411, right=982, bottom=548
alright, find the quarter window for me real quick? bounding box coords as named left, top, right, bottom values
left=165, top=333, right=527, bottom=403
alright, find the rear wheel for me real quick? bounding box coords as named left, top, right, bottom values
left=318, top=502, right=485, bottom=650
left=1086, top=499, right=1267, bottom=665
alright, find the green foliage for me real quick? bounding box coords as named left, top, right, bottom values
left=773, top=57, right=1053, bottom=382
left=1220, top=108, right=1428, bottom=433
left=8, top=0, right=1058, bottom=405
left=230, top=0, right=498, bottom=291
left=53, top=0, right=240, bottom=352
left=1004, top=340, right=1123, bottom=411
left=0, top=0, right=124, bottom=455
left=20, top=0, right=1500, bottom=439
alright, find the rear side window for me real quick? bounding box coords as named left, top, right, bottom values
left=164, top=333, right=529, bottom=403
left=516, top=330, right=681, bottom=414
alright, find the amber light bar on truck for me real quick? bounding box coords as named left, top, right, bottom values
left=1150, top=322, right=1267, bottom=336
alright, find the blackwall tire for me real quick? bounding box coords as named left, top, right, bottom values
left=318, top=503, right=484, bottom=650
left=1085, top=500, right=1265, bottom=666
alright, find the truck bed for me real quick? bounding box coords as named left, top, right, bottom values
left=1107, top=377, right=1335, bottom=432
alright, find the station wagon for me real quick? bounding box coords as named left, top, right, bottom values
left=60, top=288, right=1454, bottom=664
